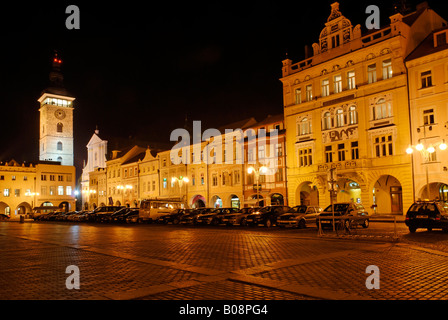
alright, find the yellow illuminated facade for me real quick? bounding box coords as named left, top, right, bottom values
left=281, top=2, right=446, bottom=215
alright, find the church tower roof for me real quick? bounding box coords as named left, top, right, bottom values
left=41, top=51, right=73, bottom=97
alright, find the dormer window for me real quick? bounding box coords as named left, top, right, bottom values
left=434, top=30, right=447, bottom=47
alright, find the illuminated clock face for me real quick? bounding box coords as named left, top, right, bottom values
left=55, top=109, right=66, bottom=120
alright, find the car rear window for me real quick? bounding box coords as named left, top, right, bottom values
left=409, top=203, right=436, bottom=212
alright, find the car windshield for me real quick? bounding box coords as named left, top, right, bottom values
left=288, top=206, right=307, bottom=213
left=409, top=203, right=436, bottom=212
left=324, top=204, right=349, bottom=212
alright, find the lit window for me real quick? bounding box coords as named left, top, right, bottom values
left=325, top=145, right=333, bottom=163
left=322, top=112, right=332, bottom=130
left=295, top=88, right=302, bottom=104
left=334, top=75, right=342, bottom=94
left=298, top=148, right=313, bottom=167
left=58, top=186, right=64, bottom=195
left=3, top=189, right=10, bottom=197
left=368, top=64, right=377, bottom=83
left=348, top=105, right=358, bottom=125
left=298, top=117, right=311, bottom=136
left=373, top=98, right=392, bottom=120
left=321, top=79, right=330, bottom=97
left=66, top=186, right=72, bottom=196
left=336, top=109, right=344, bottom=127
left=382, top=59, right=392, bottom=79
left=306, top=85, right=313, bottom=101
left=347, top=71, right=356, bottom=90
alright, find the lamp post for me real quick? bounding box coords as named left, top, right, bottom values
left=247, top=165, right=268, bottom=207
left=171, top=176, right=189, bottom=207
left=117, top=185, right=133, bottom=206
left=406, top=125, right=447, bottom=200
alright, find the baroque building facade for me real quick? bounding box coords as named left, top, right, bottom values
left=281, top=2, right=446, bottom=215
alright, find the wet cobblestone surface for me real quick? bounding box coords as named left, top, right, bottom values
left=1, top=221, right=448, bottom=300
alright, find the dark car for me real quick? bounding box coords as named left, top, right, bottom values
left=317, top=202, right=369, bottom=229
left=405, top=201, right=448, bottom=233
left=93, top=206, right=125, bottom=222
left=111, top=208, right=139, bottom=223
left=156, top=208, right=187, bottom=224
left=277, top=205, right=323, bottom=228
left=180, top=208, right=211, bottom=225
left=221, top=207, right=260, bottom=226
left=245, top=205, right=291, bottom=227
left=195, top=207, right=239, bottom=225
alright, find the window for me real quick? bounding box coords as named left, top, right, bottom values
left=15, top=189, right=20, bottom=197
left=57, top=123, right=63, bottom=133
left=331, top=34, right=340, bottom=48
left=373, top=98, right=392, bottom=120
left=234, top=170, right=240, bottom=184
left=436, top=32, right=447, bottom=47
left=423, top=109, right=435, bottom=125
left=295, top=88, right=302, bottom=104
left=322, top=112, right=332, bottom=130
left=57, top=141, right=63, bottom=151
left=58, top=186, right=64, bottom=195
left=348, top=105, right=358, bottom=125
left=248, top=149, right=255, bottom=162
left=12, top=176, right=16, bottom=181
left=275, top=144, right=283, bottom=157
left=275, top=168, right=283, bottom=182
left=191, top=174, right=196, bottom=186
left=152, top=181, right=156, bottom=191
left=222, top=172, right=227, bottom=185
left=321, top=79, right=330, bottom=97
left=66, top=175, right=72, bottom=182
left=50, top=186, right=55, bottom=195
left=41, top=186, right=47, bottom=196
left=334, top=75, right=342, bottom=94
left=298, top=148, right=313, bottom=167
left=299, top=117, right=311, bottom=135
left=0, top=176, right=3, bottom=180
left=212, top=174, right=218, bottom=186
left=368, top=64, right=377, bottom=83
left=347, top=71, right=356, bottom=90
left=66, top=186, right=72, bottom=196
left=258, top=145, right=265, bottom=160
left=41, top=174, right=47, bottom=181
left=325, top=145, right=333, bottom=163
left=336, top=109, right=344, bottom=127
left=338, top=143, right=345, bottom=161
left=374, top=135, right=393, bottom=157
left=351, top=141, right=359, bottom=160
left=163, top=178, right=167, bottom=189
left=58, top=175, right=63, bottom=181
left=421, top=71, right=432, bottom=88
left=382, top=59, right=392, bottom=79
left=3, top=189, right=10, bottom=197
left=306, top=85, right=313, bottom=101
left=201, top=173, right=205, bottom=185
left=50, top=175, right=55, bottom=181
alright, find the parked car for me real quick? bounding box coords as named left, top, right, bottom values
left=0, top=214, right=10, bottom=220
left=277, top=205, right=322, bottom=228
left=245, top=205, right=291, bottom=227
left=180, top=208, right=213, bottom=225
left=110, top=207, right=139, bottom=223
left=317, top=202, right=369, bottom=229
left=195, top=207, right=239, bottom=225
left=221, top=207, right=260, bottom=226
left=93, top=206, right=124, bottom=222
left=157, top=208, right=190, bottom=224
left=405, top=201, right=448, bottom=233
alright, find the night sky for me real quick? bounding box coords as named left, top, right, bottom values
left=1, top=0, right=447, bottom=178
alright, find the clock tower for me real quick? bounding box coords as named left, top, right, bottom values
left=38, top=53, right=75, bottom=166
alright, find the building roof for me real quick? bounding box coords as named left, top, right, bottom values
left=254, top=114, right=284, bottom=127
left=405, top=26, right=448, bottom=62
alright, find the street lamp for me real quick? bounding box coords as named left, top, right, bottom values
left=406, top=137, right=447, bottom=200
left=247, top=165, right=268, bottom=207
left=117, top=185, right=133, bottom=206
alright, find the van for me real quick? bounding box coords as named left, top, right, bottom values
left=138, top=199, right=184, bottom=223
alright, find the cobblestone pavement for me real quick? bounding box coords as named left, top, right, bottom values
left=1, top=221, right=448, bottom=301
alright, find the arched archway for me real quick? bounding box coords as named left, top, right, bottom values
left=59, top=201, right=70, bottom=212
left=373, top=175, right=403, bottom=214
left=211, top=195, right=222, bottom=208
left=191, top=195, right=206, bottom=208
left=0, top=202, right=10, bottom=216
left=229, top=194, right=240, bottom=209
left=270, top=193, right=284, bottom=205
left=296, top=182, right=319, bottom=206
left=16, top=202, right=32, bottom=215
left=336, top=178, right=361, bottom=203
left=115, top=201, right=121, bottom=206
left=419, top=182, right=448, bottom=201
left=250, top=194, right=264, bottom=207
